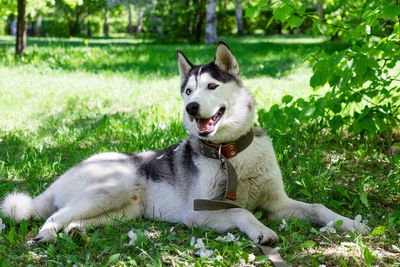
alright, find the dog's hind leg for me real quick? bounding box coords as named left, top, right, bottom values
left=264, top=198, right=369, bottom=234
left=35, top=190, right=143, bottom=242
left=63, top=200, right=143, bottom=236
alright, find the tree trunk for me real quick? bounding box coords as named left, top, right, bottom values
left=317, top=1, right=324, bottom=21
left=204, top=0, right=217, bottom=45
left=16, top=0, right=26, bottom=55
left=127, top=4, right=134, bottom=35
left=34, top=11, right=42, bottom=36
left=83, top=5, right=89, bottom=36
left=194, top=0, right=206, bottom=43
left=235, top=0, right=243, bottom=36
left=136, top=8, right=143, bottom=34
left=104, top=8, right=109, bottom=37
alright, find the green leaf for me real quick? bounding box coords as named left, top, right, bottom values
left=282, top=95, right=294, bottom=104
left=107, top=254, right=120, bottom=265
left=362, top=246, right=373, bottom=265
left=295, top=7, right=306, bottom=15
left=299, top=240, right=315, bottom=248
left=359, top=187, right=369, bottom=208
left=8, top=227, right=15, bottom=245
left=335, top=220, right=343, bottom=228
left=310, top=70, right=328, bottom=89
left=245, top=7, right=258, bottom=18
left=287, top=15, right=304, bottom=28
left=273, top=5, right=293, bottom=22
left=266, top=16, right=274, bottom=29
left=329, top=102, right=342, bottom=113
left=255, top=255, right=270, bottom=263
left=19, top=220, right=28, bottom=239
left=317, top=23, right=329, bottom=34
left=354, top=55, right=368, bottom=76
left=371, top=226, right=387, bottom=236
left=339, top=257, right=348, bottom=267
left=382, top=5, right=400, bottom=20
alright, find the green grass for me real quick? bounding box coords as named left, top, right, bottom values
left=0, top=35, right=399, bottom=266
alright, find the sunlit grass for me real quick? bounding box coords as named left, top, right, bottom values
left=0, top=35, right=399, bottom=266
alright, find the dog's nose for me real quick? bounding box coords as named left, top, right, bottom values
left=186, top=102, right=200, bottom=116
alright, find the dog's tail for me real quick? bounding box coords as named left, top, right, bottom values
left=1, top=191, right=53, bottom=223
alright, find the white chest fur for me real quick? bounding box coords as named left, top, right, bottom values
left=193, top=134, right=286, bottom=211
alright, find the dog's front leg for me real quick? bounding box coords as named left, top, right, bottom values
left=265, top=198, right=370, bottom=234
left=185, top=208, right=278, bottom=245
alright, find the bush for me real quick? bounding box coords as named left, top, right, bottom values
left=251, top=0, right=400, bottom=141
left=41, top=19, right=70, bottom=37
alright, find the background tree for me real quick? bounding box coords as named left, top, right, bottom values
left=204, top=0, right=217, bottom=44
left=103, top=8, right=109, bottom=36
left=235, top=0, right=243, bottom=36
left=16, top=0, right=26, bottom=55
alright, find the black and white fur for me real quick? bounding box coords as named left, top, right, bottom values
left=0, top=41, right=369, bottom=243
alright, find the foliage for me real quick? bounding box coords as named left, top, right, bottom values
left=53, top=0, right=107, bottom=36
left=141, top=0, right=206, bottom=43
left=250, top=0, right=400, bottom=140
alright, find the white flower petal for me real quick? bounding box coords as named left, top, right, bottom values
left=215, top=233, right=238, bottom=242
left=355, top=214, right=362, bottom=222
left=248, top=253, right=255, bottom=262
left=194, top=238, right=205, bottom=249
left=196, top=248, right=214, bottom=258
left=190, top=236, right=195, bottom=246
left=127, top=230, right=137, bottom=243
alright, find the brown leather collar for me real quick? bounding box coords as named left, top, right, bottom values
left=199, top=129, right=254, bottom=159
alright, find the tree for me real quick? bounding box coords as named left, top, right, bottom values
left=103, top=8, right=109, bottom=36
left=250, top=0, right=400, bottom=140
left=126, top=3, right=133, bottom=34
left=205, top=0, right=217, bottom=45
left=235, top=0, right=243, bottom=36
left=136, top=7, right=143, bottom=34
left=16, top=0, right=26, bottom=55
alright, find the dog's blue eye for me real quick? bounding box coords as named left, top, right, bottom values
left=185, top=88, right=192, bottom=95
left=208, top=83, right=218, bottom=90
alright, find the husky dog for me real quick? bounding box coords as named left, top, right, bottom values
left=1, top=41, right=368, bottom=243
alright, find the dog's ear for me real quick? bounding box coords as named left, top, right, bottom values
left=214, top=41, right=240, bottom=76
left=177, top=50, right=193, bottom=85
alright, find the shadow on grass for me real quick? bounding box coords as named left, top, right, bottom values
left=0, top=105, right=187, bottom=196
left=0, top=35, right=348, bottom=79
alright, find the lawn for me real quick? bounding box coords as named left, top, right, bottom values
left=0, top=35, right=399, bottom=266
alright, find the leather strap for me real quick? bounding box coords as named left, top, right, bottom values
left=194, top=129, right=254, bottom=211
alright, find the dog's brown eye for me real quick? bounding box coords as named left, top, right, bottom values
left=185, top=88, right=192, bottom=95
left=207, top=83, right=218, bottom=90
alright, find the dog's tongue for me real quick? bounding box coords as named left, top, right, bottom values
left=197, top=117, right=214, bottom=132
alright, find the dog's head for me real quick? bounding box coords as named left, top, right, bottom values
left=177, top=41, right=255, bottom=144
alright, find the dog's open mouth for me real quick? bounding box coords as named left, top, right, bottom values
left=195, top=107, right=225, bottom=136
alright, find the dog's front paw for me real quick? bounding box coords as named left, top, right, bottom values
left=247, top=225, right=278, bottom=245
left=35, top=224, right=57, bottom=243
left=339, top=219, right=370, bottom=234
left=349, top=221, right=370, bottom=234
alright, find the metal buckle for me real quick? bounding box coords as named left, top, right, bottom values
left=218, top=145, right=226, bottom=169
